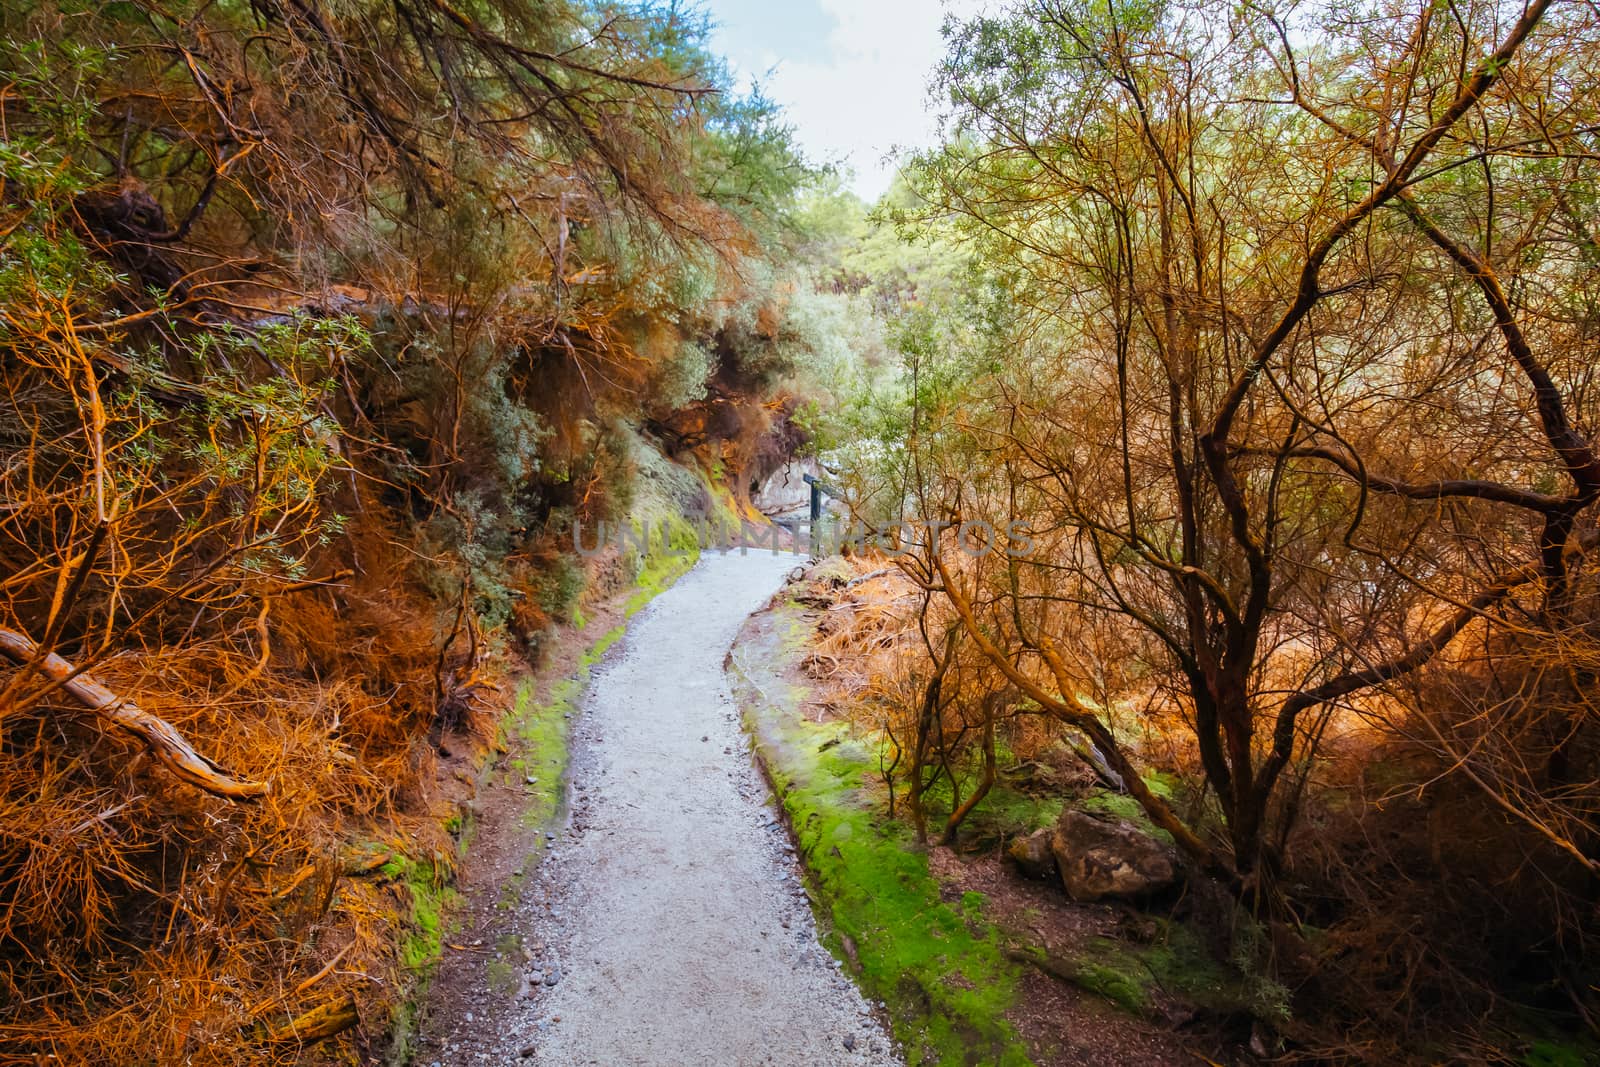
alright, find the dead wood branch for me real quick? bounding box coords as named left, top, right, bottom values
left=267, top=993, right=359, bottom=1044
left=0, top=628, right=270, bottom=800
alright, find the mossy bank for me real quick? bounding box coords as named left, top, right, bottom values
left=728, top=595, right=1035, bottom=1067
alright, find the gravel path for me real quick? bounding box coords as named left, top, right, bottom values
left=466, top=549, right=899, bottom=1067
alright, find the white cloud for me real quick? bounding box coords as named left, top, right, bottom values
left=713, top=0, right=990, bottom=201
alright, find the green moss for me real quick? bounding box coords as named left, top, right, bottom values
left=624, top=514, right=701, bottom=617
left=1523, top=1038, right=1600, bottom=1067
left=380, top=853, right=460, bottom=974
left=486, top=933, right=523, bottom=995
left=1071, top=959, right=1151, bottom=1013
left=731, top=622, right=1035, bottom=1067
left=583, top=624, right=625, bottom=666
left=500, top=621, right=629, bottom=831
left=1048, top=922, right=1281, bottom=1021
left=1078, top=790, right=1175, bottom=846
left=904, top=742, right=1180, bottom=849
left=919, top=771, right=1063, bottom=846
left=506, top=675, right=574, bottom=833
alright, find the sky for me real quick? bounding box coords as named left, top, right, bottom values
left=700, top=0, right=986, bottom=202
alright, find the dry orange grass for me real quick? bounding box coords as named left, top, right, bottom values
left=0, top=546, right=463, bottom=1065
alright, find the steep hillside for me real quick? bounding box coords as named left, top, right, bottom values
left=0, top=3, right=827, bottom=1060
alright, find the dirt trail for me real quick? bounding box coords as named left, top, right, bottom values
left=425, top=549, right=899, bottom=1066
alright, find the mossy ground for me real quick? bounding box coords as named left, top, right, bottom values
left=499, top=630, right=611, bottom=838
left=379, top=850, right=462, bottom=1058
left=1015, top=921, right=1269, bottom=1020
left=501, top=622, right=622, bottom=833
left=918, top=771, right=1064, bottom=849
left=731, top=610, right=1036, bottom=1067
left=385, top=853, right=460, bottom=973
left=731, top=593, right=1296, bottom=1065
left=624, top=514, right=701, bottom=617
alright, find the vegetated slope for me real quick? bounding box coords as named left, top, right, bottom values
left=736, top=561, right=1287, bottom=1067
left=0, top=3, right=843, bottom=1061
left=798, top=2, right=1600, bottom=1061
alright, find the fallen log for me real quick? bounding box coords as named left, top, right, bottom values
left=0, top=628, right=269, bottom=799
left=268, top=994, right=359, bottom=1044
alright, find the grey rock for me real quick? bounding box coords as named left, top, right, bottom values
left=1049, top=809, right=1178, bottom=902
left=1006, top=828, right=1057, bottom=880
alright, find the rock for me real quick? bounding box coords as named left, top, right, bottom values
left=1006, top=828, right=1057, bottom=880
left=843, top=1033, right=857, bottom=1051
left=1049, top=809, right=1178, bottom=902
left=520, top=1045, right=537, bottom=1058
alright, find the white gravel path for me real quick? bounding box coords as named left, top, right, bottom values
left=473, top=549, right=899, bottom=1067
